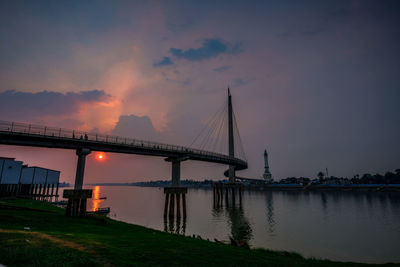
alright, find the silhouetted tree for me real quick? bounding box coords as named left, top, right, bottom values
left=317, top=172, right=325, bottom=180
left=384, top=172, right=396, bottom=184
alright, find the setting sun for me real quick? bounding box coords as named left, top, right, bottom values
left=95, top=152, right=106, bottom=161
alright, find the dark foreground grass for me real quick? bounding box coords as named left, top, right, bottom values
left=0, top=199, right=396, bottom=267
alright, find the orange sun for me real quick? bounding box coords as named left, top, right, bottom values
left=95, top=152, right=106, bottom=161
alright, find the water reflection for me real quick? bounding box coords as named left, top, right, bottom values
left=162, top=189, right=187, bottom=235
left=164, top=216, right=187, bottom=235
left=62, top=186, right=400, bottom=263
left=92, top=185, right=101, bottom=211
left=213, top=190, right=252, bottom=247
left=265, top=191, right=275, bottom=235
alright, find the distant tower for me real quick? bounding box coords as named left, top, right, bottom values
left=263, top=149, right=272, bottom=183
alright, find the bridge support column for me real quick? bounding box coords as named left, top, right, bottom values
left=74, top=148, right=91, bottom=190
left=228, top=166, right=235, bottom=183
left=64, top=148, right=92, bottom=217
left=171, top=160, right=180, bottom=187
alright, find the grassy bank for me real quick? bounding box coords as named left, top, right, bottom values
left=0, top=199, right=395, bottom=267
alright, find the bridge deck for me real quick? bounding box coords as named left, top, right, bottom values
left=0, top=121, right=247, bottom=171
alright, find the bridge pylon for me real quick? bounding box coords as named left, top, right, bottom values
left=228, top=88, right=236, bottom=183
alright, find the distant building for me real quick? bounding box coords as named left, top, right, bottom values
left=0, top=157, right=23, bottom=184
left=263, top=149, right=273, bottom=183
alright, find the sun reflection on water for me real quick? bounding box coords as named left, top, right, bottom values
left=92, top=186, right=101, bottom=211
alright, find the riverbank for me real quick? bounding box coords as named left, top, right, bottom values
left=0, top=199, right=396, bottom=267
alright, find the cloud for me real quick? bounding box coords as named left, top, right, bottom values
left=112, top=114, right=159, bottom=141
left=234, top=78, right=248, bottom=86
left=0, top=89, right=109, bottom=126
left=153, top=56, right=173, bottom=67
left=169, top=39, right=243, bottom=61
left=213, top=65, right=231, bottom=73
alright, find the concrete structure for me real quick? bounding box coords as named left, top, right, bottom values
left=263, top=149, right=272, bottom=183
left=0, top=157, right=23, bottom=184
left=0, top=157, right=60, bottom=199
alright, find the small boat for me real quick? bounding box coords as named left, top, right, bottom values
left=87, top=207, right=110, bottom=215
left=52, top=200, right=67, bottom=206
left=93, top=196, right=107, bottom=200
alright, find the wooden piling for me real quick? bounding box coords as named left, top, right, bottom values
left=182, top=193, right=186, bottom=218
left=79, top=198, right=87, bottom=217
left=66, top=199, right=72, bottom=216
left=55, top=182, right=59, bottom=201
left=169, top=193, right=175, bottom=218
left=176, top=193, right=181, bottom=218
left=164, top=193, right=170, bottom=217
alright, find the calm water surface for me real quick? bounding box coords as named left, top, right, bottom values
left=62, top=186, right=400, bottom=264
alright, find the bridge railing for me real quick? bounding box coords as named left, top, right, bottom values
left=0, top=120, right=246, bottom=166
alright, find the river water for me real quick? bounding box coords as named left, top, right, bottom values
left=61, top=186, right=400, bottom=264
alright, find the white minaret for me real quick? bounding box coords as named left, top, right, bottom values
left=263, top=149, right=272, bottom=183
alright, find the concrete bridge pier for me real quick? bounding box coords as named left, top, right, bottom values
left=163, top=157, right=188, bottom=233
left=163, top=187, right=188, bottom=219
left=163, top=157, right=188, bottom=217
left=213, top=182, right=243, bottom=207
left=163, top=187, right=187, bottom=234
left=64, top=148, right=93, bottom=217
left=74, top=148, right=91, bottom=190
left=171, top=160, right=180, bottom=187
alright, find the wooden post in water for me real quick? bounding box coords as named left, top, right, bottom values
left=164, top=187, right=188, bottom=231
left=232, top=187, right=236, bottom=205
left=169, top=193, right=175, bottom=218
left=176, top=193, right=181, bottom=218
left=182, top=193, right=186, bottom=218
left=164, top=193, right=170, bottom=217
left=239, top=185, right=242, bottom=204
left=225, top=187, right=229, bottom=207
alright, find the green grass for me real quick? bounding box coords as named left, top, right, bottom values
left=0, top=199, right=396, bottom=267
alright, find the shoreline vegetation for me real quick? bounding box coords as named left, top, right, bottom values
left=77, top=169, right=400, bottom=191
left=0, top=199, right=397, bottom=266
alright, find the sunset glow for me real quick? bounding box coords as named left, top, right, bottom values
left=95, top=152, right=106, bottom=161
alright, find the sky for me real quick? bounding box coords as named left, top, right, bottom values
left=0, top=0, right=399, bottom=184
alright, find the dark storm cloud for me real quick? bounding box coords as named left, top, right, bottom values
left=169, top=39, right=243, bottom=61
left=153, top=56, right=173, bottom=67
left=112, top=115, right=159, bottom=141
left=0, top=89, right=108, bottom=121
